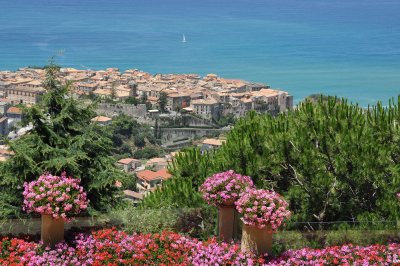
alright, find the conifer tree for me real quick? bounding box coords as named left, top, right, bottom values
left=158, top=92, right=168, bottom=112
left=0, top=64, right=127, bottom=218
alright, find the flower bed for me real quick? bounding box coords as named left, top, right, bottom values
left=0, top=228, right=399, bottom=265
left=268, top=243, right=400, bottom=265
left=0, top=228, right=263, bottom=266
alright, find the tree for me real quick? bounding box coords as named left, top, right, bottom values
left=140, top=92, right=148, bottom=104
left=158, top=92, right=168, bottom=112
left=125, top=96, right=138, bottom=105
left=133, top=146, right=161, bottom=159
left=0, top=64, right=128, bottom=218
left=170, top=97, right=400, bottom=227
left=110, top=82, right=117, bottom=100
left=140, top=177, right=204, bottom=209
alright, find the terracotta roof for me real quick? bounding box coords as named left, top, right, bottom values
left=136, top=169, right=171, bottom=182
left=7, top=106, right=22, bottom=114
left=118, top=158, right=140, bottom=165
left=91, top=116, right=112, bottom=122
left=202, top=138, right=225, bottom=146
left=156, top=168, right=172, bottom=179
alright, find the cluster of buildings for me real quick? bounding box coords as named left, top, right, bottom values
left=0, top=66, right=293, bottom=203
left=116, top=137, right=226, bottom=203
left=115, top=153, right=173, bottom=204
left=0, top=67, right=293, bottom=127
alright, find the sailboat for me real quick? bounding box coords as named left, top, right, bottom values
left=182, top=34, right=187, bottom=43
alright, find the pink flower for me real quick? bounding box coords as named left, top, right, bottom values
left=22, top=173, right=89, bottom=222
left=115, top=180, right=122, bottom=188
left=199, top=170, right=254, bottom=206
left=235, top=188, right=291, bottom=231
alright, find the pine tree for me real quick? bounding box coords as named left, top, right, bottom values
left=158, top=92, right=168, bottom=112
left=170, top=96, right=400, bottom=226
left=0, top=64, right=127, bottom=218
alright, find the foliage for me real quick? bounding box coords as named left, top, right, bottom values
left=124, top=96, right=138, bottom=105
left=133, top=146, right=162, bottom=159
left=169, top=147, right=223, bottom=188
left=112, top=206, right=216, bottom=239
left=214, top=113, right=236, bottom=127
left=199, top=170, right=254, bottom=206
left=23, top=173, right=88, bottom=221
left=304, top=94, right=338, bottom=104
left=140, top=177, right=204, bottom=209
left=140, top=92, right=148, bottom=104
left=105, top=114, right=157, bottom=155
left=114, top=208, right=178, bottom=234
left=170, top=96, right=400, bottom=226
left=174, top=207, right=217, bottom=240
left=158, top=91, right=168, bottom=112
left=0, top=64, right=127, bottom=218
left=110, top=82, right=117, bottom=100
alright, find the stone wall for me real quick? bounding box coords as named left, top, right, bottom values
left=95, top=103, right=149, bottom=123
left=160, top=127, right=229, bottom=144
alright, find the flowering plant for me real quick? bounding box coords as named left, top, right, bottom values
left=23, top=172, right=88, bottom=221
left=268, top=243, right=400, bottom=265
left=1, top=230, right=400, bottom=265
left=235, top=188, right=291, bottom=230
left=199, top=170, right=254, bottom=206
left=0, top=229, right=263, bottom=265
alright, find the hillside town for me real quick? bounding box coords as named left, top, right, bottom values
left=0, top=67, right=292, bottom=123
left=0, top=66, right=293, bottom=202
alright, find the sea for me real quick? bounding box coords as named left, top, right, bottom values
left=0, top=0, right=399, bottom=106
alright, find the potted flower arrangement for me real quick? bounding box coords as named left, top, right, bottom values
left=23, top=172, right=88, bottom=247
left=200, top=170, right=254, bottom=241
left=235, top=188, right=291, bottom=256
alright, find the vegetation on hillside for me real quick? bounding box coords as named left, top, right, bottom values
left=103, top=114, right=161, bottom=159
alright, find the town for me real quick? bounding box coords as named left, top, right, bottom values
left=0, top=66, right=293, bottom=202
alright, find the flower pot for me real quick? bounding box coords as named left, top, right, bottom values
left=241, top=224, right=272, bottom=256
left=218, top=200, right=235, bottom=241
left=41, top=214, right=64, bottom=248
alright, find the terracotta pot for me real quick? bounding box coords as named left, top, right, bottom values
left=241, top=224, right=272, bottom=256
left=41, top=214, right=64, bottom=248
left=218, top=201, right=235, bottom=241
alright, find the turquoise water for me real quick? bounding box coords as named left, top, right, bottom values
left=0, top=0, right=399, bottom=105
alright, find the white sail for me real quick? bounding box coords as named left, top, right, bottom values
left=182, top=34, right=186, bottom=43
